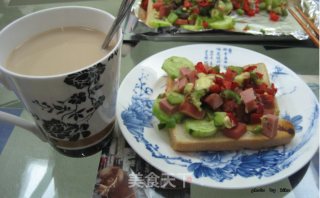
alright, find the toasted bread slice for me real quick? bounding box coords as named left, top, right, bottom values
left=166, top=63, right=295, bottom=151
left=170, top=119, right=295, bottom=151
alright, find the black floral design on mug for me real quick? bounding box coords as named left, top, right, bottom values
left=32, top=61, right=111, bottom=142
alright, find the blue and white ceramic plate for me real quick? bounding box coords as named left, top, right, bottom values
left=116, top=44, right=319, bottom=189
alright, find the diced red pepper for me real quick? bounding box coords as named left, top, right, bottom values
left=209, top=84, right=221, bottom=93
left=175, top=19, right=189, bottom=25
left=244, top=65, right=257, bottom=72
left=259, top=94, right=275, bottom=108
left=256, top=72, right=263, bottom=79
left=269, top=12, right=280, bottom=21
left=202, top=21, right=209, bottom=29
left=195, top=62, right=207, bottom=73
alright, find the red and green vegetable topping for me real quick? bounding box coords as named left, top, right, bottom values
left=142, top=0, right=288, bottom=29
left=153, top=56, right=279, bottom=139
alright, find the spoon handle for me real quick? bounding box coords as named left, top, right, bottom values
left=102, top=0, right=135, bottom=49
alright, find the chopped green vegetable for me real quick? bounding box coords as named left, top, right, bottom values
left=250, top=125, right=263, bottom=134
left=213, top=112, right=227, bottom=127
left=195, top=75, right=214, bottom=90
left=209, top=16, right=235, bottom=30
left=162, top=56, right=194, bottom=79
left=148, top=19, right=172, bottom=28
left=167, top=92, right=185, bottom=105
left=185, top=119, right=217, bottom=138
left=221, top=89, right=242, bottom=104
left=234, top=71, right=250, bottom=86
left=167, top=12, right=179, bottom=24
left=190, top=89, right=206, bottom=111
left=228, top=66, right=244, bottom=74
left=184, top=83, right=194, bottom=94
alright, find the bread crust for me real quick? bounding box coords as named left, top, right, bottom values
left=170, top=119, right=295, bottom=151
left=165, top=63, right=295, bottom=151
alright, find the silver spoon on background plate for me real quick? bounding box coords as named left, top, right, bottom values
left=101, top=0, right=135, bottom=49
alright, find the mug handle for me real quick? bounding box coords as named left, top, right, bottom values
left=0, top=72, right=47, bottom=142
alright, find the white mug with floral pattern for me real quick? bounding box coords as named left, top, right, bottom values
left=0, top=6, right=122, bottom=157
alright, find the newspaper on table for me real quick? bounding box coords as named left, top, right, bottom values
left=93, top=129, right=190, bottom=198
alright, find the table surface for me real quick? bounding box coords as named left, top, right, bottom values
left=0, top=1, right=319, bottom=198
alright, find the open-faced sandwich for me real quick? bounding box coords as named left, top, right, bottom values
left=152, top=56, right=295, bottom=151
left=140, top=0, right=288, bottom=30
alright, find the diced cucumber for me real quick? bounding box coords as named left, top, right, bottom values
left=167, top=92, right=185, bottom=105
left=228, top=66, right=244, bottom=74
left=185, top=119, right=217, bottom=138
left=152, top=99, right=184, bottom=128
left=209, top=16, right=235, bottom=30
left=181, top=25, right=203, bottom=31
left=167, top=12, right=179, bottom=24
left=149, top=19, right=172, bottom=28
left=213, top=112, right=227, bottom=127
left=162, top=56, right=194, bottom=79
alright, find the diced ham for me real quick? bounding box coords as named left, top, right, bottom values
left=180, top=67, right=192, bottom=76
left=261, top=114, right=279, bottom=138
left=223, top=122, right=247, bottom=139
left=179, top=101, right=205, bottom=119
left=204, top=93, right=223, bottom=110
left=240, top=88, right=257, bottom=113
left=263, top=108, right=275, bottom=115
left=186, top=70, right=198, bottom=83
left=175, top=77, right=188, bottom=93
left=159, top=98, right=178, bottom=115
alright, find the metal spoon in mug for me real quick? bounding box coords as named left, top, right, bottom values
left=102, top=0, right=135, bottom=49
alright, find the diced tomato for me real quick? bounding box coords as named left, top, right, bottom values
left=215, top=77, right=224, bottom=85
left=153, top=2, right=163, bottom=11
left=266, top=83, right=277, bottom=95
left=250, top=113, right=263, bottom=124
left=159, top=5, right=171, bottom=18
left=140, top=0, right=148, bottom=10
left=231, top=82, right=239, bottom=90
left=184, top=0, right=192, bottom=8
left=175, top=19, right=189, bottom=25
left=259, top=94, right=275, bottom=108
left=192, top=7, right=200, bottom=14
left=244, top=65, right=257, bottom=72
left=223, top=80, right=232, bottom=89
left=223, top=122, right=247, bottom=139
left=225, top=68, right=237, bottom=81
left=256, top=72, right=263, bottom=79
left=269, top=12, right=280, bottom=21
left=195, top=62, right=207, bottom=73
left=198, top=0, right=210, bottom=7
left=223, top=99, right=238, bottom=112
left=202, top=21, right=209, bottom=29
left=209, top=84, right=221, bottom=93
left=227, top=112, right=238, bottom=126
